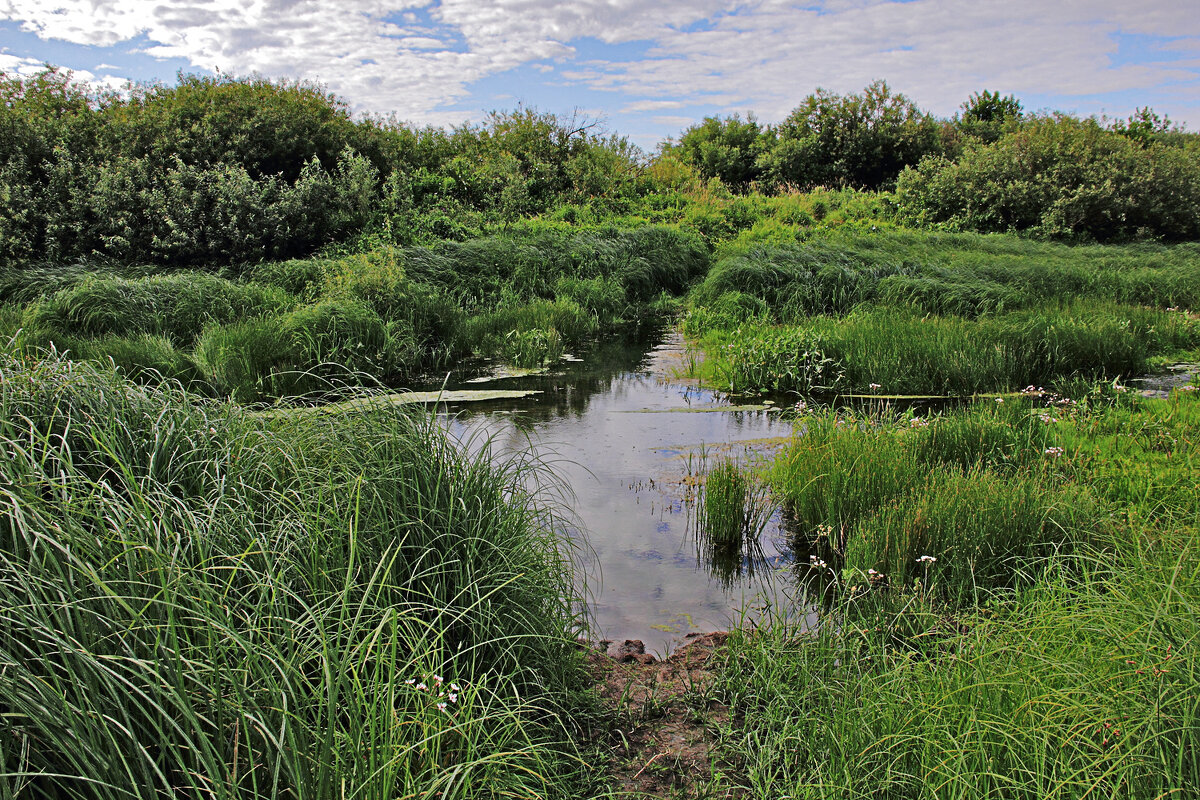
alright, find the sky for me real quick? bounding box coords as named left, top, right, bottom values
left=2, top=0, right=1199, bottom=151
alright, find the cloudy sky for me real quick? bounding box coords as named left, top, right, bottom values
left=2, top=0, right=1199, bottom=149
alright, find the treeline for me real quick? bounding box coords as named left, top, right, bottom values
left=3, top=68, right=1200, bottom=271
left=0, top=68, right=647, bottom=265
left=670, top=82, right=1200, bottom=242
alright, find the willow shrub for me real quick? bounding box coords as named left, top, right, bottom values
left=0, top=351, right=589, bottom=799
left=896, top=115, right=1200, bottom=242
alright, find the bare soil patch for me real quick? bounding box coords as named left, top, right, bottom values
left=585, top=633, right=744, bottom=799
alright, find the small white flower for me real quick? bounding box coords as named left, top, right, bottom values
left=448, top=692, right=458, bottom=703
left=869, top=383, right=882, bottom=390
left=415, top=683, right=427, bottom=691
left=995, top=397, right=1004, bottom=404
left=404, top=678, right=415, bottom=685
left=450, top=683, right=461, bottom=692
left=916, top=555, right=937, bottom=564
left=436, top=702, right=447, bottom=712
left=433, top=675, right=443, bottom=684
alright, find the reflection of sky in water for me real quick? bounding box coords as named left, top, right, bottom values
left=427, top=333, right=800, bottom=653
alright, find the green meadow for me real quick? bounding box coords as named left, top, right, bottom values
left=2, top=70, right=1198, bottom=798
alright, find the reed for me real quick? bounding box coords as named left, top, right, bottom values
left=714, top=388, right=1200, bottom=799
left=0, top=351, right=592, bottom=799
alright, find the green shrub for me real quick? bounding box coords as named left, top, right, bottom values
left=896, top=115, right=1200, bottom=242
left=759, top=81, right=943, bottom=191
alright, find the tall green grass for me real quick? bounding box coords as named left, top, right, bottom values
left=23, top=272, right=295, bottom=345
left=701, top=302, right=1198, bottom=395
left=0, top=352, right=592, bottom=799
left=8, top=223, right=710, bottom=389
left=717, top=532, right=1199, bottom=799
left=694, top=458, right=776, bottom=587
left=714, top=388, right=1200, bottom=799
left=771, top=400, right=1103, bottom=600
left=692, top=232, right=1200, bottom=322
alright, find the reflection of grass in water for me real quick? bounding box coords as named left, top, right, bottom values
left=695, top=457, right=777, bottom=587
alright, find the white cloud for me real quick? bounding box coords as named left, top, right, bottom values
left=570, top=1, right=1200, bottom=123
left=621, top=99, right=685, bottom=112
left=0, top=52, right=129, bottom=93
left=652, top=114, right=696, bottom=127
left=0, top=0, right=1197, bottom=130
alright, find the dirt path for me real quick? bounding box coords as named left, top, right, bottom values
left=586, top=633, right=743, bottom=799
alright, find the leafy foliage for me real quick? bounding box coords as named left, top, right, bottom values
left=670, top=114, right=767, bottom=190
left=896, top=115, right=1200, bottom=242
left=759, top=80, right=944, bottom=191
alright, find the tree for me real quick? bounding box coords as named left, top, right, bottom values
left=758, top=80, right=942, bottom=191
left=670, top=114, right=767, bottom=191
left=956, top=90, right=1023, bottom=143
left=1111, top=107, right=1174, bottom=148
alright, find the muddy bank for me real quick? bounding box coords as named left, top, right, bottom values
left=586, top=632, right=743, bottom=798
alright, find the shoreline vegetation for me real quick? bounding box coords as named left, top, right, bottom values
left=1, top=67, right=1198, bottom=797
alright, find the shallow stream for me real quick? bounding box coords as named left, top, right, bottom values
left=421, top=329, right=797, bottom=652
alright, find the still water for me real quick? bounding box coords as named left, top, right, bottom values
left=424, top=329, right=798, bottom=652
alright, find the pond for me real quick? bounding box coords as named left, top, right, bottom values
left=421, top=328, right=798, bottom=652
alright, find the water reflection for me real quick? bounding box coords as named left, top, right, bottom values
left=418, top=329, right=796, bottom=650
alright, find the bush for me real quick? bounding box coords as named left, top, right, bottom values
left=670, top=114, right=768, bottom=190
left=759, top=81, right=943, bottom=191
left=896, top=115, right=1200, bottom=242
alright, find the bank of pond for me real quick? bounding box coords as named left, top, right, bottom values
left=1, top=228, right=1198, bottom=798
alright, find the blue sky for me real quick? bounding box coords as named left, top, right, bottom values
left=2, top=1, right=1198, bottom=151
